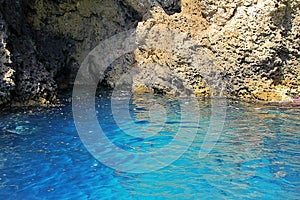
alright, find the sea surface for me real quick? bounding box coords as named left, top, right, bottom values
left=0, top=92, right=299, bottom=199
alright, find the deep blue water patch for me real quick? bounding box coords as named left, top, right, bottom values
left=0, top=94, right=299, bottom=199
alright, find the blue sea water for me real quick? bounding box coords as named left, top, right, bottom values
left=0, top=93, right=299, bottom=199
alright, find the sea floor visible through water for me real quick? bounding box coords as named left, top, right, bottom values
left=0, top=92, right=299, bottom=199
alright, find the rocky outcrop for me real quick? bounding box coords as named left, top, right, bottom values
left=0, top=0, right=183, bottom=107
left=122, top=0, right=181, bottom=15
left=201, top=0, right=300, bottom=101
left=0, top=13, right=14, bottom=105
left=0, top=0, right=299, bottom=106
left=131, top=0, right=300, bottom=101
left=0, top=1, right=60, bottom=106
left=0, top=0, right=142, bottom=106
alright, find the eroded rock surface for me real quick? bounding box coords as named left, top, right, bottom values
left=132, top=0, right=300, bottom=101
left=123, top=0, right=181, bottom=15
left=0, top=0, right=142, bottom=106
left=0, top=12, right=14, bottom=105
left=0, top=0, right=299, bottom=106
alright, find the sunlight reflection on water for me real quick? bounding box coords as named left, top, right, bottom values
left=0, top=94, right=299, bottom=199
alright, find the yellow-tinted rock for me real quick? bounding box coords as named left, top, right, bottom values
left=133, top=0, right=300, bottom=101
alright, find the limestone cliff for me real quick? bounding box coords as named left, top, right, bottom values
left=132, top=0, right=300, bottom=101
left=0, top=0, right=299, bottom=106
left=0, top=0, right=180, bottom=106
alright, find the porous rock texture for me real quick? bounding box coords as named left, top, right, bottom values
left=0, top=0, right=180, bottom=107
left=0, top=12, right=14, bottom=105
left=0, top=0, right=58, bottom=106
left=0, top=0, right=299, bottom=106
left=0, top=0, right=145, bottom=106
left=132, top=0, right=300, bottom=101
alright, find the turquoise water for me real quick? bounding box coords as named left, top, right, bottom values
left=0, top=93, right=299, bottom=199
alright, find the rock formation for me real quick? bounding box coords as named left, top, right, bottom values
left=0, top=12, right=14, bottom=105
left=0, top=0, right=181, bottom=106
left=0, top=0, right=138, bottom=106
left=0, top=0, right=299, bottom=106
left=131, top=0, right=300, bottom=101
